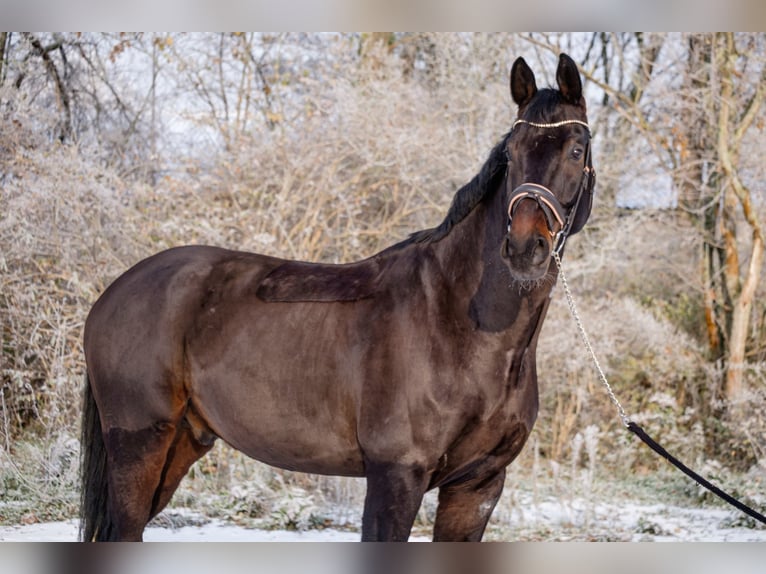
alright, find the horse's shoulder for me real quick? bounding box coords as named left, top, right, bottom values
left=256, top=258, right=382, bottom=302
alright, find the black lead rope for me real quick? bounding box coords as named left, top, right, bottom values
left=553, top=252, right=766, bottom=527
left=626, top=421, right=766, bottom=525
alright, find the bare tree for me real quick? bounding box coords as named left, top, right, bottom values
left=713, top=33, right=766, bottom=399
left=21, top=33, right=73, bottom=142
left=163, top=33, right=288, bottom=151
left=672, top=33, right=766, bottom=400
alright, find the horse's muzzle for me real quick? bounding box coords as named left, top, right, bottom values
left=506, top=183, right=566, bottom=235
left=502, top=183, right=565, bottom=281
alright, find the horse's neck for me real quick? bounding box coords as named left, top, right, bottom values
left=434, top=191, right=555, bottom=339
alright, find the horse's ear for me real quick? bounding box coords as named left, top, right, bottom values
left=556, top=53, right=583, bottom=105
left=510, top=57, right=537, bottom=109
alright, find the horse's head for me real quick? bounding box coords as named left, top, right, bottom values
left=500, top=53, right=595, bottom=283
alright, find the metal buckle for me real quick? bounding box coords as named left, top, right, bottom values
left=553, top=230, right=567, bottom=256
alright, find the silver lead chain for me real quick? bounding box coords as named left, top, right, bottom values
left=552, top=252, right=631, bottom=428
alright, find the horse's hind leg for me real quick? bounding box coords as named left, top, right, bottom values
left=148, top=418, right=215, bottom=522
left=102, top=420, right=181, bottom=541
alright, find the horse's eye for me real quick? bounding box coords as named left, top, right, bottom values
left=570, top=147, right=584, bottom=161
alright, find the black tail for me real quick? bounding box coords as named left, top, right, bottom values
left=79, top=373, right=113, bottom=541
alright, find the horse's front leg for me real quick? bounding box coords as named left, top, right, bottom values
left=361, top=461, right=430, bottom=541
left=432, top=468, right=506, bottom=541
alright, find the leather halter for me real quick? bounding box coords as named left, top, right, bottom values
left=506, top=118, right=595, bottom=254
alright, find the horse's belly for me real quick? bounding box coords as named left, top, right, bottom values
left=186, top=298, right=368, bottom=475
left=234, top=436, right=366, bottom=477
left=188, top=374, right=365, bottom=476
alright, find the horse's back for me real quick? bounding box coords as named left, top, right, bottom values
left=85, top=245, right=273, bottom=340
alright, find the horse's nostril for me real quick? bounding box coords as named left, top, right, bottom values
left=532, top=236, right=549, bottom=264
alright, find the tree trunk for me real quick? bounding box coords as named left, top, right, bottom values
left=23, top=33, right=72, bottom=142
left=676, top=35, right=728, bottom=364
left=0, top=32, right=8, bottom=86
left=672, top=33, right=765, bottom=402
left=715, top=32, right=766, bottom=400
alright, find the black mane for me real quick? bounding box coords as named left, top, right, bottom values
left=391, top=88, right=569, bottom=249
left=406, top=132, right=510, bottom=245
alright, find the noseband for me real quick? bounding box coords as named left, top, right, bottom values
left=506, top=118, right=595, bottom=255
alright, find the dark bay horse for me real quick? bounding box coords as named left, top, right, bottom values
left=80, top=53, right=595, bottom=541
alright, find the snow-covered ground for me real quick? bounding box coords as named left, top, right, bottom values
left=2, top=502, right=766, bottom=574
left=1, top=497, right=764, bottom=542
left=0, top=519, right=366, bottom=542
left=498, top=497, right=766, bottom=542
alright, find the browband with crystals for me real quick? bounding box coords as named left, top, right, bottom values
left=512, top=119, right=591, bottom=133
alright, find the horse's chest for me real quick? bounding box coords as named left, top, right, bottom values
left=473, top=345, right=540, bottom=428
left=430, top=350, right=539, bottom=487
left=431, top=415, right=530, bottom=489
